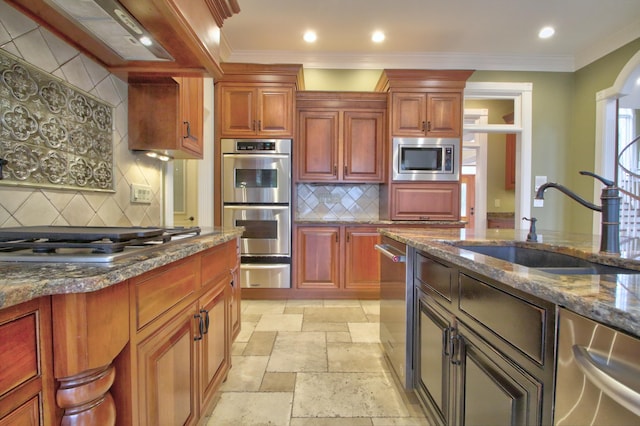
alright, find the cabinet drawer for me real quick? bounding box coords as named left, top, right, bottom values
left=201, top=240, right=236, bottom=286
left=0, top=396, right=39, bottom=426
left=134, top=257, right=200, bottom=330
left=459, top=273, right=546, bottom=364
left=0, top=313, right=39, bottom=396
left=415, top=253, right=453, bottom=301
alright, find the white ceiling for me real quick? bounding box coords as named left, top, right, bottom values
left=220, top=0, right=640, bottom=72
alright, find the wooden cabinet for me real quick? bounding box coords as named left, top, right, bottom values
left=382, top=182, right=460, bottom=221
left=0, top=298, right=55, bottom=426
left=296, top=92, right=386, bottom=183
left=219, top=85, right=294, bottom=137
left=215, top=63, right=303, bottom=139
left=413, top=250, right=556, bottom=425
left=294, top=225, right=380, bottom=296
left=129, top=76, right=204, bottom=159
left=119, top=239, right=238, bottom=425
left=391, top=92, right=462, bottom=137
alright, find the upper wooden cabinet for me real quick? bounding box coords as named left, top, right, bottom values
left=296, top=92, right=386, bottom=183
left=219, top=85, right=294, bottom=137
left=391, top=92, right=462, bottom=137
left=377, top=69, right=474, bottom=139
left=6, top=0, right=239, bottom=78
left=129, top=76, right=204, bottom=159
left=215, top=63, right=303, bottom=138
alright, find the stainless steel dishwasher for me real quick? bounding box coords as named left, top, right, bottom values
left=376, top=236, right=413, bottom=389
left=555, top=307, right=640, bottom=425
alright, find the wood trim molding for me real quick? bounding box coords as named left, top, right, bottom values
left=205, top=0, right=241, bottom=27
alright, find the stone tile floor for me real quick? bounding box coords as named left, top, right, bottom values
left=207, top=299, right=428, bottom=425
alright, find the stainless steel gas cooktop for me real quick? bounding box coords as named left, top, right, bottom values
left=0, top=226, right=201, bottom=263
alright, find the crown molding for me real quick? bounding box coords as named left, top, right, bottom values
left=221, top=49, right=576, bottom=72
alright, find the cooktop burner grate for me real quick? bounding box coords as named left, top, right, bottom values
left=0, top=226, right=201, bottom=256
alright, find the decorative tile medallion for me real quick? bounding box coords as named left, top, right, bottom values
left=0, top=49, right=114, bottom=192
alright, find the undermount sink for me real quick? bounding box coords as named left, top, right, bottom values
left=455, top=244, right=640, bottom=275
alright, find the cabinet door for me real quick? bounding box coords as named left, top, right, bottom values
left=295, top=226, right=340, bottom=289
left=297, top=110, right=340, bottom=181
left=343, top=111, right=385, bottom=182
left=257, top=87, right=294, bottom=136
left=426, top=93, right=461, bottom=137
left=220, top=86, right=256, bottom=136
left=391, top=182, right=460, bottom=220
left=457, top=323, right=542, bottom=426
left=416, top=293, right=454, bottom=426
left=136, top=302, right=198, bottom=426
left=230, top=267, right=241, bottom=340
left=198, top=281, right=229, bottom=416
left=0, top=298, right=53, bottom=426
left=344, top=227, right=380, bottom=289
left=391, top=92, right=428, bottom=136
left=179, top=77, right=203, bottom=157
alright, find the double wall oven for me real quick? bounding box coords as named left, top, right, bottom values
left=221, top=139, right=292, bottom=288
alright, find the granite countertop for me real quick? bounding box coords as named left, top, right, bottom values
left=295, top=219, right=466, bottom=226
left=380, top=227, right=640, bottom=337
left=0, top=227, right=243, bottom=310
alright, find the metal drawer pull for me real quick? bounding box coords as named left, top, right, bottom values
left=374, top=244, right=406, bottom=263
left=573, top=345, right=640, bottom=416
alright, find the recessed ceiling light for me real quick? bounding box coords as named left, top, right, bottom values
left=372, top=31, right=385, bottom=43
left=538, top=26, right=555, bottom=39
left=303, top=31, right=317, bottom=43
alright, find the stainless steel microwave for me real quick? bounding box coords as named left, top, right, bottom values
left=392, top=137, right=460, bottom=181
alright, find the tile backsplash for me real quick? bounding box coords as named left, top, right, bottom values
left=296, top=183, right=379, bottom=221
left=0, top=1, right=163, bottom=228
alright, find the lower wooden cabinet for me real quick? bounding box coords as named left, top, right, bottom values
left=381, top=182, right=460, bottom=221
left=0, top=298, right=55, bottom=426
left=294, top=225, right=380, bottom=296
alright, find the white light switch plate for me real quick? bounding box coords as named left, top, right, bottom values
left=131, top=183, right=153, bottom=204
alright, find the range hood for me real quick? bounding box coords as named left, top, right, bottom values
left=48, top=0, right=172, bottom=61
left=6, top=0, right=241, bottom=78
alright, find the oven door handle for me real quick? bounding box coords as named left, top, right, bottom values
left=374, top=244, right=406, bottom=263
left=223, top=205, right=289, bottom=210
left=573, top=345, right=640, bottom=416
left=223, top=153, right=289, bottom=160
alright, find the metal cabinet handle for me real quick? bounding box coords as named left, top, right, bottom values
left=442, top=327, right=451, bottom=357
left=333, top=164, right=337, bottom=175
left=193, top=313, right=203, bottom=341
left=573, top=345, right=640, bottom=416
left=258, top=120, right=262, bottom=131
left=427, top=121, right=431, bottom=132
left=374, top=244, right=406, bottom=262
left=200, top=308, right=210, bottom=334
left=450, top=333, right=462, bottom=365
left=421, top=121, right=427, bottom=131
left=183, top=121, right=191, bottom=139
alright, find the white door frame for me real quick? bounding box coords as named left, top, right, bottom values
left=462, top=109, right=488, bottom=230
left=464, top=82, right=534, bottom=230
left=595, top=50, right=640, bottom=235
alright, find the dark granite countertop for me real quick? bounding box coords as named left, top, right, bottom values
left=380, top=227, right=640, bottom=337
left=0, top=227, right=243, bottom=310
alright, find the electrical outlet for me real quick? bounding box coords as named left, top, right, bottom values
left=131, top=183, right=153, bottom=204
left=494, top=199, right=501, bottom=208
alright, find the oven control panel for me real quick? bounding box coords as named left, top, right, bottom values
left=222, top=139, right=292, bottom=155
left=236, top=141, right=276, bottom=151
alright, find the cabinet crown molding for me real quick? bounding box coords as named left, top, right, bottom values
left=375, top=69, right=475, bottom=92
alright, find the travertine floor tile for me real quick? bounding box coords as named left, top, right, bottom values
left=293, top=372, right=410, bottom=418
left=349, top=322, right=381, bottom=342
left=267, top=331, right=327, bottom=372
left=302, top=321, right=349, bottom=332
left=286, top=299, right=324, bottom=308
left=322, top=299, right=362, bottom=307
left=290, top=418, right=373, bottom=426
left=231, top=341, right=247, bottom=356
left=260, top=372, right=296, bottom=392
left=304, top=307, right=368, bottom=323
left=235, top=320, right=257, bottom=343
left=255, top=313, right=303, bottom=332
left=220, top=355, right=268, bottom=391
left=371, top=418, right=429, bottom=425
left=208, top=392, right=293, bottom=426
left=360, top=300, right=381, bottom=316
left=326, top=331, right=351, bottom=342
left=243, top=331, right=276, bottom=355
left=243, top=299, right=287, bottom=315
left=328, top=343, right=388, bottom=372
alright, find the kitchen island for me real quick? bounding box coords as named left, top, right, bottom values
left=380, top=226, right=640, bottom=425
left=0, top=227, right=243, bottom=425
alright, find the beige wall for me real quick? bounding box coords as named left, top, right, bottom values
left=0, top=1, right=164, bottom=228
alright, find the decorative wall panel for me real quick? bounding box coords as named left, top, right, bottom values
left=0, top=49, right=114, bottom=192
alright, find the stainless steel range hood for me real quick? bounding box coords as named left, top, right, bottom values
left=47, top=0, right=173, bottom=61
